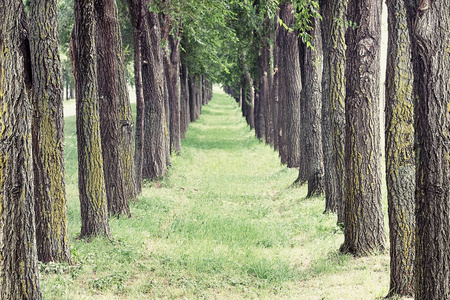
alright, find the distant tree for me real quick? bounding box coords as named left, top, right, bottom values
left=385, top=0, right=415, bottom=297
left=73, top=0, right=111, bottom=237
left=413, top=1, right=450, bottom=298
left=95, top=0, right=131, bottom=217
left=341, top=0, right=386, bottom=255
left=0, top=0, right=42, bottom=298
left=29, top=0, right=72, bottom=263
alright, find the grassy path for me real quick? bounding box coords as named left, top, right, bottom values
left=42, top=91, right=391, bottom=299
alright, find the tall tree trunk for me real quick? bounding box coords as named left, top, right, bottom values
left=127, top=0, right=145, bottom=194
left=30, top=0, right=71, bottom=263
left=413, top=1, right=450, bottom=298
left=180, top=62, right=190, bottom=138
left=140, top=5, right=168, bottom=180
left=320, top=0, right=347, bottom=222
left=95, top=0, right=131, bottom=217
left=302, top=17, right=324, bottom=197
left=272, top=11, right=280, bottom=152
left=341, top=0, right=385, bottom=255
left=73, top=0, right=111, bottom=238
left=0, top=1, right=43, bottom=298
left=188, top=75, right=196, bottom=122
left=279, top=2, right=301, bottom=168
left=385, top=0, right=415, bottom=297
left=165, top=34, right=181, bottom=154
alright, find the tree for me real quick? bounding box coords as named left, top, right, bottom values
left=29, top=0, right=72, bottom=263
left=0, top=0, right=43, bottom=298
left=319, top=0, right=346, bottom=222
left=340, top=0, right=385, bottom=255
left=73, top=0, right=111, bottom=237
left=278, top=2, right=301, bottom=168
left=140, top=3, right=168, bottom=180
left=385, top=0, right=415, bottom=296
left=302, top=16, right=324, bottom=197
left=95, top=0, right=131, bottom=217
left=413, top=1, right=450, bottom=298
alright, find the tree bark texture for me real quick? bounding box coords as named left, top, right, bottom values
left=164, top=35, right=182, bottom=154
left=127, top=0, right=144, bottom=194
left=385, top=0, right=415, bottom=296
left=413, top=1, right=450, bottom=298
left=341, top=0, right=386, bottom=255
left=320, top=0, right=347, bottom=223
left=279, top=2, right=301, bottom=168
left=95, top=0, right=131, bottom=217
left=180, top=62, right=190, bottom=139
left=272, top=11, right=280, bottom=152
left=29, top=0, right=71, bottom=263
left=0, top=1, right=43, bottom=298
left=303, top=17, right=324, bottom=197
left=73, top=0, right=111, bottom=238
left=140, top=5, right=168, bottom=180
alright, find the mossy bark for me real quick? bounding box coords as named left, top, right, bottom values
left=413, top=1, right=450, bottom=298
left=94, top=0, right=131, bottom=217
left=278, top=2, right=301, bottom=168
left=341, top=0, right=386, bottom=256
left=0, top=1, right=42, bottom=298
left=29, top=0, right=71, bottom=263
left=73, top=0, right=111, bottom=238
left=385, top=0, right=415, bottom=297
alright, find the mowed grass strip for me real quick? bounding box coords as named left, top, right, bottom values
left=41, top=91, right=392, bottom=299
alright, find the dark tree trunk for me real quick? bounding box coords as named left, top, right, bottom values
left=413, top=1, right=450, bottom=298
left=302, top=17, right=324, bottom=197
left=180, top=63, right=190, bottom=139
left=73, top=0, right=111, bottom=238
left=385, top=0, right=415, bottom=297
left=272, top=11, right=280, bottom=152
left=0, top=1, right=43, bottom=298
left=140, top=5, right=168, bottom=180
left=30, top=0, right=71, bottom=263
left=188, top=75, right=197, bottom=122
left=279, top=2, right=301, bottom=168
left=340, top=0, right=385, bottom=255
left=95, top=0, right=131, bottom=217
left=320, top=0, right=347, bottom=222
left=164, top=34, right=182, bottom=154
left=127, top=0, right=145, bottom=194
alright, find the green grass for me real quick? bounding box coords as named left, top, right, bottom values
left=40, top=91, right=401, bottom=299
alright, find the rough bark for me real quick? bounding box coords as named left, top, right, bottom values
left=279, top=2, right=301, bottom=168
left=29, top=0, right=71, bottom=263
left=413, top=1, right=450, bottom=298
left=0, top=1, right=43, bottom=298
left=95, top=0, right=131, bottom=217
left=320, top=0, right=347, bottom=223
left=180, top=62, right=189, bottom=139
left=340, top=0, right=386, bottom=255
left=188, top=75, right=197, bottom=122
left=127, top=0, right=144, bottom=194
left=385, top=0, right=415, bottom=297
left=302, top=17, right=324, bottom=197
left=73, top=0, right=111, bottom=238
left=140, top=5, right=168, bottom=180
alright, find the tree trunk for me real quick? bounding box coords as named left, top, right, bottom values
left=140, top=6, right=168, bottom=180
left=385, top=0, right=415, bottom=297
left=0, top=1, right=43, bottom=298
left=180, top=62, right=190, bottom=138
left=73, top=0, right=111, bottom=238
left=95, top=0, right=131, bottom=217
left=413, top=1, right=450, bottom=298
left=320, top=0, right=347, bottom=223
left=341, top=0, right=385, bottom=255
left=279, top=2, right=301, bottom=168
left=30, top=0, right=71, bottom=263
left=188, top=75, right=197, bottom=122
left=302, top=17, right=324, bottom=197
left=272, top=11, right=280, bottom=152
left=164, top=34, right=182, bottom=154
left=127, top=0, right=144, bottom=194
